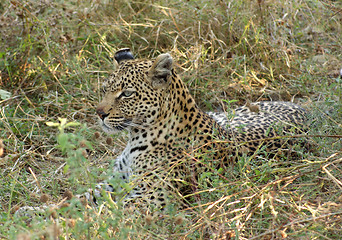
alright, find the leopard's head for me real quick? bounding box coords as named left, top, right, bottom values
left=96, top=49, right=174, bottom=133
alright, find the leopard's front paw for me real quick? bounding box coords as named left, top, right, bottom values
left=76, top=182, right=114, bottom=206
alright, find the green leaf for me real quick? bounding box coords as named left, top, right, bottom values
left=63, top=164, right=70, bottom=174
left=46, top=122, right=60, bottom=127
left=57, top=133, right=69, bottom=152
left=58, top=118, right=68, bottom=127
left=65, top=122, right=81, bottom=128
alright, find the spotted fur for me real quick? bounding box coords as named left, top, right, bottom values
left=95, top=50, right=307, bottom=210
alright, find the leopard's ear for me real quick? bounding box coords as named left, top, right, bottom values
left=114, top=48, right=134, bottom=65
left=148, top=53, right=173, bottom=89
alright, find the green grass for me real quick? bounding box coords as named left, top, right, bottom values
left=1, top=0, right=341, bottom=239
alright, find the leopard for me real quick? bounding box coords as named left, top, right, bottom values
left=93, top=48, right=307, bottom=211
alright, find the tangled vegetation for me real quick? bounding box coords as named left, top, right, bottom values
left=0, top=0, right=341, bottom=239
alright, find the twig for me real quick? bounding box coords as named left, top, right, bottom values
left=322, top=153, right=342, bottom=190
left=28, top=167, right=42, bottom=193
left=249, top=211, right=342, bottom=240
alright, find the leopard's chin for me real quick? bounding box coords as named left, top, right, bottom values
left=100, top=122, right=117, bottom=134
left=100, top=120, right=131, bottom=134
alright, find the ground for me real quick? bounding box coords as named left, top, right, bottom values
left=0, top=0, right=341, bottom=239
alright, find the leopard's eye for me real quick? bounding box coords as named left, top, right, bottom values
left=120, top=90, right=135, bottom=98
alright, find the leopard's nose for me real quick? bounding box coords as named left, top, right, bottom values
left=96, top=108, right=109, bottom=120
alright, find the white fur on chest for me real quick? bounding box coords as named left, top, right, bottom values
left=113, top=140, right=145, bottom=181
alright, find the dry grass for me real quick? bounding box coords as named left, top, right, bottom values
left=0, top=0, right=341, bottom=239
